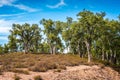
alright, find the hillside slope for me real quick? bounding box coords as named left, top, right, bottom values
left=0, top=53, right=120, bottom=80
left=0, top=65, right=120, bottom=80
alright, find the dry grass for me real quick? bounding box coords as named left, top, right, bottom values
left=0, top=53, right=119, bottom=80
left=13, top=74, right=21, bottom=80
left=0, top=67, right=3, bottom=75
left=11, top=69, right=30, bottom=74
left=0, top=52, right=91, bottom=73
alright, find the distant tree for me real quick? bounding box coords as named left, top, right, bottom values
left=40, top=19, right=63, bottom=54
left=8, top=30, right=18, bottom=52
left=70, top=22, right=86, bottom=57
left=39, top=42, right=50, bottom=53
left=62, top=17, right=73, bottom=53
left=9, top=23, right=42, bottom=53
left=3, top=44, right=9, bottom=53
left=4, top=10, right=120, bottom=65
left=77, top=10, right=106, bottom=62
left=0, top=45, right=3, bottom=54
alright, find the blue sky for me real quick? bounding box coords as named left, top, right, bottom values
left=0, top=0, right=120, bottom=45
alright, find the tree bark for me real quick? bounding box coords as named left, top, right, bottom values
left=106, top=51, right=108, bottom=61
left=24, top=43, right=29, bottom=54
left=113, top=51, right=117, bottom=64
left=78, top=44, right=83, bottom=58
left=53, top=46, right=56, bottom=55
left=102, top=48, right=105, bottom=61
left=85, top=40, right=91, bottom=63
left=110, top=49, right=113, bottom=63
left=77, top=40, right=82, bottom=58
left=50, top=44, right=53, bottom=54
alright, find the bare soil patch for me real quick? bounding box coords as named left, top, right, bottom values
left=0, top=65, right=120, bottom=80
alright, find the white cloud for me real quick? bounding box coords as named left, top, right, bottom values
left=0, top=36, right=8, bottom=40
left=0, top=13, right=25, bottom=17
left=0, top=0, right=37, bottom=12
left=0, top=19, right=40, bottom=34
left=0, top=19, right=41, bottom=44
left=0, top=27, right=11, bottom=33
left=0, top=19, right=12, bottom=34
left=0, top=0, right=15, bottom=7
left=12, top=4, right=37, bottom=12
left=0, top=19, right=11, bottom=44
left=47, top=0, right=66, bottom=9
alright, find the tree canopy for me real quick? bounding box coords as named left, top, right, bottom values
left=0, top=10, right=120, bottom=64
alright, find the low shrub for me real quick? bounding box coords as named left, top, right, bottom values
left=29, top=65, right=47, bottom=72
left=13, top=74, right=21, bottom=80
left=14, top=62, right=27, bottom=68
left=54, top=69, right=62, bottom=72
left=34, top=75, right=43, bottom=80
left=58, top=65, right=66, bottom=70
left=12, top=69, right=29, bottom=75
left=0, top=67, right=3, bottom=75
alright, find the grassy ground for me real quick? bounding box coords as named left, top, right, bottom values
left=0, top=52, right=119, bottom=75
left=0, top=53, right=88, bottom=74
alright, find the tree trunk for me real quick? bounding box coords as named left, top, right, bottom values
left=53, top=45, right=56, bottom=55
left=113, top=51, right=117, bottom=64
left=105, top=51, right=108, bottom=61
left=24, top=43, right=28, bottom=54
left=102, top=48, right=105, bottom=61
left=77, top=40, right=82, bottom=58
left=49, top=44, right=53, bottom=54
left=85, top=40, right=91, bottom=63
left=110, top=49, right=113, bottom=63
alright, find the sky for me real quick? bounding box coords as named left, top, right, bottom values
left=0, top=0, right=120, bottom=45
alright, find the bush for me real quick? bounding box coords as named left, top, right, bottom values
left=0, top=67, right=3, bottom=75
left=0, top=53, right=89, bottom=73
left=54, top=69, right=62, bottom=72
left=58, top=65, right=66, bottom=70
left=12, top=69, right=29, bottom=75
left=34, top=75, right=43, bottom=80
left=29, top=65, right=47, bottom=72
left=14, top=62, right=27, bottom=68
left=13, top=74, right=21, bottom=80
left=46, top=63, right=58, bottom=69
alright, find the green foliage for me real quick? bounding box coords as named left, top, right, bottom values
left=40, top=19, right=63, bottom=54
left=0, top=45, right=3, bottom=54
left=1, top=9, right=120, bottom=65
left=8, top=23, right=42, bottom=53
left=8, top=31, right=18, bottom=52
left=3, top=44, right=9, bottom=53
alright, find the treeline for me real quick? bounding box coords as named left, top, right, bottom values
left=0, top=10, right=120, bottom=64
